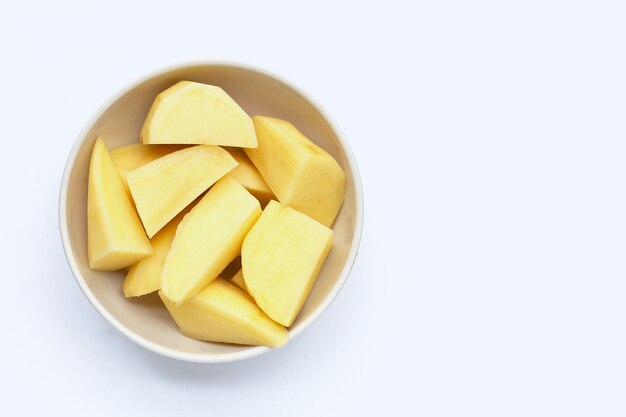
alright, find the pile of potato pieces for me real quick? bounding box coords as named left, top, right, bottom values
left=87, top=81, right=346, bottom=347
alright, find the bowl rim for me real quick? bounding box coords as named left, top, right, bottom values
left=59, top=60, right=364, bottom=363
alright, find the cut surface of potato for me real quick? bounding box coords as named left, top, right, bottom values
left=225, top=147, right=274, bottom=207
left=242, top=200, right=333, bottom=327
left=245, top=116, right=346, bottom=226
left=140, top=81, right=257, bottom=148
left=161, top=176, right=261, bottom=305
left=88, top=137, right=152, bottom=271
left=127, top=145, right=236, bottom=238
left=159, top=278, right=287, bottom=347
left=110, top=144, right=186, bottom=196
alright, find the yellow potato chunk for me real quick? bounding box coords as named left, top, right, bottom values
left=242, top=200, right=333, bottom=327
left=159, top=278, right=287, bottom=347
left=110, top=144, right=186, bottom=197
left=140, top=81, right=257, bottom=148
left=161, top=176, right=261, bottom=305
left=245, top=116, right=346, bottom=227
left=225, top=147, right=275, bottom=207
left=88, top=137, right=152, bottom=271
left=127, top=145, right=237, bottom=238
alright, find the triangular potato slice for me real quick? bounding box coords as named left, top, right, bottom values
left=161, top=176, right=261, bottom=305
left=127, top=145, right=236, bottom=238
left=88, top=137, right=152, bottom=271
left=159, top=278, right=287, bottom=347
left=140, top=81, right=257, bottom=148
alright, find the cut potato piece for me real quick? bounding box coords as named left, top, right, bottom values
left=225, top=147, right=275, bottom=207
left=127, top=145, right=237, bottom=238
left=88, top=137, right=152, bottom=271
left=110, top=144, right=186, bottom=197
left=242, top=200, right=333, bottom=326
left=159, top=279, right=287, bottom=347
left=140, top=81, right=257, bottom=148
left=161, top=176, right=261, bottom=305
left=230, top=269, right=247, bottom=291
left=245, top=116, right=346, bottom=227
left=122, top=202, right=196, bottom=298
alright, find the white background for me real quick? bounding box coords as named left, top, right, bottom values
left=1, top=0, right=625, bottom=415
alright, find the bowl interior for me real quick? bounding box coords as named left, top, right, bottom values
left=61, top=63, right=360, bottom=361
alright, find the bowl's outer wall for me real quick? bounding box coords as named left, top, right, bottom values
left=61, top=63, right=363, bottom=362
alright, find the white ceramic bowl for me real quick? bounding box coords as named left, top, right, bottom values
left=59, top=62, right=363, bottom=363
